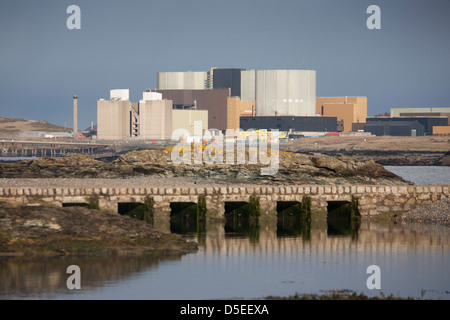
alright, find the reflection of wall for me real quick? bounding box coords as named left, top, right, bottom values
left=199, top=220, right=450, bottom=254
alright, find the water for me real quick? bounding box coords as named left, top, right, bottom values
left=384, top=166, right=450, bottom=185
left=0, top=156, right=38, bottom=162
left=0, top=165, right=449, bottom=300
left=1, top=220, right=449, bottom=300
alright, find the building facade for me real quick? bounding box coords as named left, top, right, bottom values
left=156, top=89, right=230, bottom=130
left=240, top=116, right=337, bottom=133
left=157, top=71, right=208, bottom=90
left=390, top=107, right=450, bottom=125
left=97, top=89, right=173, bottom=141
left=316, top=97, right=367, bottom=132
left=97, top=89, right=132, bottom=140
left=172, top=109, right=208, bottom=137
left=362, top=121, right=425, bottom=137
left=227, top=97, right=254, bottom=130
left=213, top=68, right=244, bottom=97
left=241, top=69, right=316, bottom=117
left=365, top=116, right=448, bottom=136
left=139, top=99, right=172, bottom=140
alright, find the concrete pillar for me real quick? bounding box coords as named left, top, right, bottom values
left=153, top=217, right=171, bottom=234
left=205, top=195, right=225, bottom=221
left=258, top=197, right=277, bottom=220
left=98, top=198, right=118, bottom=213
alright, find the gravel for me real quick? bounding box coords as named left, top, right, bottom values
left=0, top=177, right=240, bottom=188
left=399, top=198, right=450, bottom=226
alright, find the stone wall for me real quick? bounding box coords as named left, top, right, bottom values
left=0, top=184, right=448, bottom=221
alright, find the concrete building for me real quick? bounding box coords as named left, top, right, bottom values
left=139, top=98, right=172, bottom=141
left=213, top=68, right=244, bottom=97
left=157, top=71, right=208, bottom=90
left=97, top=89, right=173, bottom=141
left=390, top=107, right=450, bottom=125
left=172, top=109, right=208, bottom=136
left=227, top=97, right=254, bottom=130
left=316, top=97, right=367, bottom=132
left=157, top=68, right=318, bottom=131
left=241, top=69, right=316, bottom=117
left=97, top=89, right=132, bottom=140
left=240, top=116, right=337, bottom=133
left=156, top=89, right=230, bottom=130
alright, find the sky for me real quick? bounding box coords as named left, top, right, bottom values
left=1, top=0, right=449, bottom=129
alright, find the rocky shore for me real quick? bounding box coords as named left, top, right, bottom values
left=0, top=202, right=197, bottom=258
left=0, top=149, right=410, bottom=185
left=398, top=198, right=450, bottom=226
left=282, top=136, right=450, bottom=166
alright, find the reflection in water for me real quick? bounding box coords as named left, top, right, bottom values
left=1, top=216, right=449, bottom=300
left=0, top=255, right=180, bottom=299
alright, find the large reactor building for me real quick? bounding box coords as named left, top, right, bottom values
left=240, top=69, right=316, bottom=117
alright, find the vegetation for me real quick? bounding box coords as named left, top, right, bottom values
left=87, top=195, right=100, bottom=210
left=124, top=196, right=154, bottom=223
left=265, top=290, right=415, bottom=300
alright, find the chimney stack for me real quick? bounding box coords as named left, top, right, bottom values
left=73, top=95, right=78, bottom=137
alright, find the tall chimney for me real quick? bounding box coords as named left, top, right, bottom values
left=73, top=95, right=78, bottom=137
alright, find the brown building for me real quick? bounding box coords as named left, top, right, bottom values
left=156, top=89, right=231, bottom=130
left=227, top=97, right=255, bottom=130
left=316, top=97, right=367, bottom=132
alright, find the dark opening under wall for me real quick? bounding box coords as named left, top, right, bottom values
left=62, top=203, right=89, bottom=207
left=276, top=201, right=310, bottom=238
left=170, top=202, right=201, bottom=234
left=224, top=201, right=259, bottom=241
left=327, top=201, right=359, bottom=238
left=118, top=202, right=153, bottom=223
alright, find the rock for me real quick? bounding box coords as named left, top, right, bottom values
left=0, top=149, right=410, bottom=185
left=0, top=202, right=198, bottom=257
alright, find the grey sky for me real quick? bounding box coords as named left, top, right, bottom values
left=1, top=0, right=449, bottom=129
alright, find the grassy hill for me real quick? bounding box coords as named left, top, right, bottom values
left=0, top=117, right=71, bottom=138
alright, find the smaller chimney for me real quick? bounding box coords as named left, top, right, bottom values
left=73, top=95, right=78, bottom=137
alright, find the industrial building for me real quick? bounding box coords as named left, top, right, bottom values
left=240, top=69, right=316, bottom=117
left=316, top=97, right=367, bottom=132
left=156, top=88, right=229, bottom=130
left=172, top=109, right=208, bottom=136
left=156, top=68, right=317, bottom=131
left=97, top=91, right=134, bottom=140
left=240, top=116, right=337, bottom=133
left=96, top=89, right=208, bottom=141
left=361, top=121, right=425, bottom=137
left=139, top=93, right=172, bottom=140
left=390, top=107, right=450, bottom=124
left=213, top=68, right=244, bottom=97
left=157, top=71, right=208, bottom=90
left=227, top=97, right=254, bottom=130
left=432, top=126, right=450, bottom=135
left=364, top=116, right=448, bottom=136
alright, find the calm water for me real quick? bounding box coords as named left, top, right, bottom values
left=0, top=166, right=449, bottom=300
left=1, top=219, right=449, bottom=300
left=384, top=166, right=450, bottom=185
